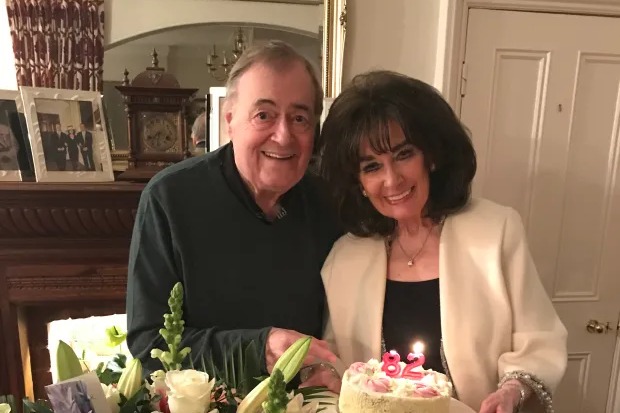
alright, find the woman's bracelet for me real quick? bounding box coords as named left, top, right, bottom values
left=498, top=371, right=554, bottom=413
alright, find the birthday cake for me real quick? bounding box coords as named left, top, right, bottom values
left=338, top=349, right=452, bottom=413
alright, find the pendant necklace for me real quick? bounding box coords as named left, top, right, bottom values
left=395, top=225, right=433, bottom=267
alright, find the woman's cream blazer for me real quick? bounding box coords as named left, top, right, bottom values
left=322, top=198, right=567, bottom=411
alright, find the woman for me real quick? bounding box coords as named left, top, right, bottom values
left=316, top=71, right=567, bottom=413
left=67, top=127, right=80, bottom=171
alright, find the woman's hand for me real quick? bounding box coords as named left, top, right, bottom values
left=479, top=383, right=523, bottom=413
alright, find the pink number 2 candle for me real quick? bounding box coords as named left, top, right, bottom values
left=407, top=341, right=426, bottom=368
left=402, top=341, right=425, bottom=380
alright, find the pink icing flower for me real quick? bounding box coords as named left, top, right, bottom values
left=349, top=362, right=368, bottom=374
left=413, top=386, right=440, bottom=398
left=361, top=376, right=391, bottom=393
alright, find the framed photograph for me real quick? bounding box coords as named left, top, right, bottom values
left=45, top=371, right=112, bottom=413
left=0, top=89, right=33, bottom=181
left=20, top=86, right=114, bottom=182
left=208, top=86, right=229, bottom=151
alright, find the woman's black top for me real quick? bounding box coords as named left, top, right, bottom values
left=382, top=278, right=445, bottom=373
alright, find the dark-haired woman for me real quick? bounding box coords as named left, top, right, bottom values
left=317, top=71, right=567, bottom=413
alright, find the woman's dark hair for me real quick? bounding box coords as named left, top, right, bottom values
left=317, top=70, right=477, bottom=237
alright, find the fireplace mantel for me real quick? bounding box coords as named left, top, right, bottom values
left=0, top=182, right=145, bottom=405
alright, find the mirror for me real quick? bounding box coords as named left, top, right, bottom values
left=102, top=0, right=347, bottom=166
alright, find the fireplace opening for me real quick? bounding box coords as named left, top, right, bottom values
left=47, top=314, right=132, bottom=383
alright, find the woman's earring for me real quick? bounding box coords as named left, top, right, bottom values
left=431, top=164, right=436, bottom=172
left=362, top=189, right=368, bottom=197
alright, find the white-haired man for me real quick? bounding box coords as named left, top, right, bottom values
left=127, top=40, right=342, bottom=392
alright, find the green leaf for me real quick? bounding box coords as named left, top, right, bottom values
left=118, top=386, right=147, bottom=413
left=242, top=341, right=262, bottom=395
left=294, top=386, right=334, bottom=406
left=22, top=399, right=53, bottom=413
left=95, top=368, right=121, bottom=385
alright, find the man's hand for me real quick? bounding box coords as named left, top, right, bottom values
left=299, top=364, right=342, bottom=394
left=265, top=328, right=337, bottom=373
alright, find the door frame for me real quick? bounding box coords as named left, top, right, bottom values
left=442, top=1, right=620, bottom=412
left=442, top=0, right=620, bottom=111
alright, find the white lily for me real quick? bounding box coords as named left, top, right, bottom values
left=284, top=393, right=319, bottom=413
left=100, top=383, right=121, bottom=413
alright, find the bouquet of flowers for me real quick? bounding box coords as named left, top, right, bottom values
left=0, top=283, right=332, bottom=413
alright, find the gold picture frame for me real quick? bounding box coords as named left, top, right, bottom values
left=323, top=0, right=347, bottom=98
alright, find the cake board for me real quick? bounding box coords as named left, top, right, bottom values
left=314, top=392, right=476, bottom=413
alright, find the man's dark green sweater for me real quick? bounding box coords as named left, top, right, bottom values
left=126, top=144, right=342, bottom=375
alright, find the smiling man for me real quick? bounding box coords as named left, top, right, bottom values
left=126, top=41, right=342, bottom=391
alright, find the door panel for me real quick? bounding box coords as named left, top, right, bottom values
left=461, top=9, right=620, bottom=412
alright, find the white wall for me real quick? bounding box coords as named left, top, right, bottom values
left=167, top=46, right=221, bottom=98
left=0, top=0, right=17, bottom=90
left=105, top=0, right=323, bottom=47
left=342, top=0, right=441, bottom=88
left=104, top=46, right=171, bottom=83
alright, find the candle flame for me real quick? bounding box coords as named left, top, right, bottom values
left=412, top=341, right=424, bottom=353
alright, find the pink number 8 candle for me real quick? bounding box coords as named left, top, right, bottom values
left=381, top=350, right=402, bottom=377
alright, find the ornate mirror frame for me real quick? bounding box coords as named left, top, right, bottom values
left=322, top=0, right=347, bottom=98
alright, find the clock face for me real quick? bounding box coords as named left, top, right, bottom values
left=140, top=112, right=178, bottom=152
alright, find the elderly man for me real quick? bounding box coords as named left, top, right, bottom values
left=191, top=111, right=208, bottom=152
left=126, top=41, right=342, bottom=390
left=76, top=123, right=94, bottom=171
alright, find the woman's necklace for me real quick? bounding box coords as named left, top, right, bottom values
left=395, top=225, right=433, bottom=267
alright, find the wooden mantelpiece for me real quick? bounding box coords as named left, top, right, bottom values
left=0, top=182, right=145, bottom=406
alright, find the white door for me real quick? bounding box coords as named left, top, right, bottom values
left=460, top=9, right=620, bottom=413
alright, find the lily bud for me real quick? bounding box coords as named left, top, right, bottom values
left=117, top=358, right=143, bottom=399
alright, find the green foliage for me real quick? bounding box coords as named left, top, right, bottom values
left=294, top=387, right=336, bottom=409
left=203, top=340, right=263, bottom=413
left=118, top=386, right=151, bottom=413
left=95, top=353, right=127, bottom=385
left=21, top=398, right=53, bottom=413
left=262, top=369, right=288, bottom=413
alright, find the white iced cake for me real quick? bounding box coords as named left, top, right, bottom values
left=338, top=359, right=452, bottom=413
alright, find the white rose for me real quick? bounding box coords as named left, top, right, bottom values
left=165, top=369, right=215, bottom=413
left=100, top=383, right=121, bottom=413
